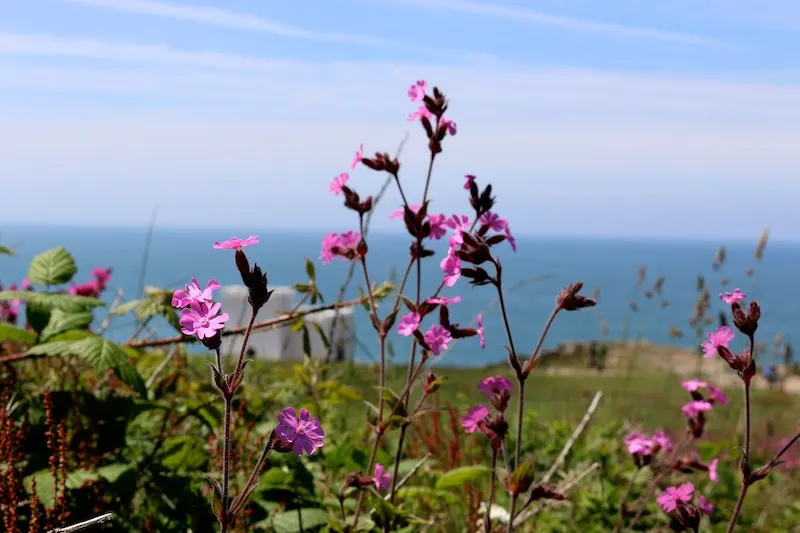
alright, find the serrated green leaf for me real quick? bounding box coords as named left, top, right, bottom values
left=271, top=508, right=330, bottom=533
left=26, top=247, right=77, bottom=285
left=41, top=309, right=93, bottom=341
left=0, top=323, right=37, bottom=344
left=435, top=465, right=489, bottom=490
left=0, top=291, right=105, bottom=312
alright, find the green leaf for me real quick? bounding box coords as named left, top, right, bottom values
left=0, top=291, right=104, bottom=312
left=26, top=247, right=77, bottom=285
left=26, top=301, right=51, bottom=334
left=305, top=257, right=316, bottom=282
left=271, top=508, right=330, bottom=533
left=434, top=465, right=489, bottom=490
left=110, top=299, right=145, bottom=316
left=114, top=359, right=147, bottom=398
left=302, top=325, right=312, bottom=357
left=0, top=323, right=37, bottom=344
left=0, top=245, right=15, bottom=256
left=41, top=309, right=93, bottom=341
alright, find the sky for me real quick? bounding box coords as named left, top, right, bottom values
left=1, top=0, right=799, bottom=240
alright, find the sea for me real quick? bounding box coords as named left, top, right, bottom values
left=1, top=226, right=798, bottom=368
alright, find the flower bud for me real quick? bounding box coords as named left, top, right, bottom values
left=508, top=461, right=535, bottom=496
left=557, top=282, right=597, bottom=311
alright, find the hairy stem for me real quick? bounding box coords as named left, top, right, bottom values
left=221, top=395, right=232, bottom=533
left=485, top=448, right=498, bottom=533
left=727, top=334, right=755, bottom=533
left=613, top=467, right=642, bottom=533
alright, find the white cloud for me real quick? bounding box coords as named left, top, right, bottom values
left=393, top=0, right=720, bottom=44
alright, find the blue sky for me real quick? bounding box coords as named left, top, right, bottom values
left=1, top=0, right=799, bottom=240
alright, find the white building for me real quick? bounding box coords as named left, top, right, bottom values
left=220, top=285, right=355, bottom=362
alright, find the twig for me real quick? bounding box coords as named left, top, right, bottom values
left=384, top=453, right=432, bottom=500
left=96, top=288, right=124, bottom=335
left=512, top=462, right=600, bottom=527
left=47, top=513, right=113, bottom=532
left=541, top=391, right=603, bottom=484
left=145, top=348, right=177, bottom=389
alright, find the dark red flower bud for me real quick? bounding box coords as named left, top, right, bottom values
left=557, top=282, right=597, bottom=311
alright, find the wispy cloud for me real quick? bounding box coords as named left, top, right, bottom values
left=395, top=0, right=720, bottom=44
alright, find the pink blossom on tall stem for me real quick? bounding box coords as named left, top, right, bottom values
left=681, top=400, right=713, bottom=418
left=462, top=405, right=489, bottom=434
left=408, top=106, right=433, bottom=122
left=319, top=231, right=361, bottom=264
left=698, top=495, right=713, bottom=515
left=372, top=464, right=392, bottom=493
left=329, top=172, right=349, bottom=195
left=709, top=457, right=719, bottom=482
left=20, top=278, right=32, bottom=290
left=720, top=288, right=746, bottom=304
left=480, top=212, right=506, bottom=232
left=657, top=483, right=694, bottom=512
left=172, top=278, right=221, bottom=309
left=179, top=302, right=229, bottom=340
left=707, top=385, right=729, bottom=405
left=389, top=204, right=420, bottom=219
left=427, top=296, right=461, bottom=305
left=625, top=432, right=654, bottom=455
left=351, top=144, right=363, bottom=170
left=423, top=324, right=452, bottom=355
left=478, top=376, right=512, bottom=396
left=701, top=326, right=734, bottom=358
left=397, top=312, right=421, bottom=336
left=464, top=174, right=476, bottom=190
left=652, top=430, right=673, bottom=453
left=445, top=214, right=470, bottom=248
left=681, top=379, right=708, bottom=392
left=213, top=235, right=259, bottom=250
left=407, top=80, right=426, bottom=103
left=275, top=407, right=325, bottom=456
left=440, top=249, right=461, bottom=287
left=428, top=213, right=447, bottom=240
left=476, top=313, right=485, bottom=348
left=440, top=117, right=457, bottom=135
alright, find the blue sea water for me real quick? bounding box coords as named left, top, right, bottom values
left=1, top=225, right=798, bottom=367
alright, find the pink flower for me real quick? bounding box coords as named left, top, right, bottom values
left=698, top=495, right=713, bottom=515
left=709, top=457, right=719, bottom=482
left=389, top=204, right=420, bottom=219
left=625, top=432, right=654, bottom=455
left=701, top=326, right=734, bottom=358
left=172, top=278, right=221, bottom=309
left=407, top=80, right=427, bottom=103
left=276, top=407, right=325, bottom=456
left=351, top=144, right=363, bottom=170
left=397, top=312, right=421, bottom=336
left=478, top=376, right=512, bottom=396
left=213, top=235, right=259, bottom=250
left=681, top=400, right=713, bottom=418
left=329, top=172, right=349, bottom=195
left=427, top=296, right=461, bottom=305
left=408, top=105, right=433, bottom=122
left=707, top=385, right=729, bottom=405
left=462, top=405, right=489, bottom=434
left=464, top=174, right=476, bottom=190
left=92, top=267, right=112, bottom=288
left=720, top=288, right=746, bottom=304
left=440, top=117, right=457, bottom=135
left=423, top=324, right=452, bottom=355
left=657, top=483, right=694, bottom=512
left=179, top=302, right=229, bottom=340
left=69, top=281, right=102, bottom=297
left=652, top=430, right=673, bottom=453
left=428, top=213, right=447, bottom=240
left=681, top=379, right=708, bottom=392
left=440, top=249, right=461, bottom=287
left=20, top=278, right=32, bottom=290
left=320, top=231, right=361, bottom=264
left=479, top=212, right=506, bottom=232
left=445, top=214, right=470, bottom=248
left=373, top=463, right=392, bottom=493
left=476, top=313, right=485, bottom=348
